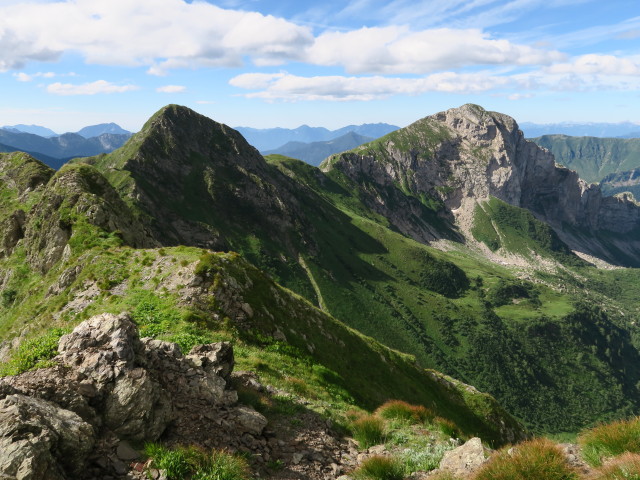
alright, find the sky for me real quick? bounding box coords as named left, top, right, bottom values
left=0, top=0, right=639, bottom=133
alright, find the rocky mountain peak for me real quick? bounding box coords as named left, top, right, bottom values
left=324, top=104, right=640, bottom=265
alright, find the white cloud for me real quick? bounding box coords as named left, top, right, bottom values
left=306, top=26, right=565, bottom=74
left=156, top=85, right=186, bottom=93
left=13, top=71, right=62, bottom=82
left=230, top=71, right=512, bottom=101
left=46, top=80, right=139, bottom=95
left=0, top=0, right=313, bottom=74
left=14, top=72, right=33, bottom=82
left=545, top=54, right=640, bottom=76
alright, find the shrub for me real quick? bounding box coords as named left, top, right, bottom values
left=352, top=415, right=386, bottom=449
left=352, top=455, right=405, bottom=480
left=376, top=400, right=435, bottom=424
left=144, top=443, right=250, bottom=480
left=474, top=438, right=577, bottom=480
left=590, top=453, right=640, bottom=480
left=579, top=417, right=640, bottom=467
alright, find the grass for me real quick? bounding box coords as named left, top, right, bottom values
left=144, top=443, right=250, bottom=480
left=579, top=417, right=640, bottom=467
left=375, top=400, right=435, bottom=424
left=590, top=453, right=640, bottom=480
left=351, top=415, right=386, bottom=449
left=0, top=327, right=68, bottom=376
left=352, top=455, right=405, bottom=480
left=473, top=438, right=577, bottom=480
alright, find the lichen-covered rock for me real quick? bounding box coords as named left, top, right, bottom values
left=0, top=312, right=268, bottom=479
left=436, top=437, right=492, bottom=478
left=0, top=394, right=95, bottom=480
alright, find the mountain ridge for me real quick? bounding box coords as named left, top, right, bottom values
left=3, top=103, right=640, bottom=446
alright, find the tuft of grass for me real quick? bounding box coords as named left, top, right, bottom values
left=0, top=328, right=69, bottom=376
left=351, top=415, right=386, bottom=449
left=352, top=455, right=405, bottom=480
left=474, top=438, right=577, bottom=480
left=579, top=417, right=640, bottom=467
left=435, top=417, right=460, bottom=439
left=375, top=400, right=435, bottom=424
left=590, top=453, right=640, bottom=480
left=144, top=443, right=250, bottom=480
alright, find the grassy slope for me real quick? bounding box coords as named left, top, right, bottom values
left=267, top=155, right=640, bottom=435
left=532, top=135, right=640, bottom=184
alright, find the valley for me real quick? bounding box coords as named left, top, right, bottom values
left=2, top=104, right=640, bottom=479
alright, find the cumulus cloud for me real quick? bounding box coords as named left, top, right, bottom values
left=14, top=72, right=33, bottom=82
left=156, top=85, right=186, bottom=93
left=0, top=0, right=313, bottom=74
left=0, top=0, right=565, bottom=76
left=545, top=54, right=640, bottom=76
left=46, top=80, right=139, bottom=95
left=306, top=26, right=565, bottom=74
left=230, top=71, right=513, bottom=101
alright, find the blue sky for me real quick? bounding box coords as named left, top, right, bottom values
left=0, top=0, right=639, bottom=132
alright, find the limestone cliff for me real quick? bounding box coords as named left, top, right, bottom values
left=323, top=104, right=640, bottom=266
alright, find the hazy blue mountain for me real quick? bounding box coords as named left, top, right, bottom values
left=0, top=129, right=130, bottom=167
left=2, top=124, right=58, bottom=137
left=521, top=121, right=640, bottom=138
left=264, top=131, right=374, bottom=165
left=619, top=131, right=640, bottom=139
left=76, top=122, right=131, bottom=138
left=235, top=122, right=398, bottom=151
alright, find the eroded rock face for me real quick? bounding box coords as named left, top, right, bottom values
left=325, top=104, right=640, bottom=264
left=0, top=312, right=266, bottom=479
left=0, top=394, right=95, bottom=480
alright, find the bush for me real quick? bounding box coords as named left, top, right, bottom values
left=590, top=453, right=640, bottom=480
left=352, top=415, right=386, bottom=449
left=144, top=444, right=250, bottom=480
left=352, top=455, right=405, bottom=480
left=579, top=417, right=640, bottom=467
left=474, top=438, right=577, bottom=480
left=375, top=400, right=434, bottom=424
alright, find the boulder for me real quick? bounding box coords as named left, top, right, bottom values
left=0, top=394, right=95, bottom=480
left=436, top=437, right=492, bottom=477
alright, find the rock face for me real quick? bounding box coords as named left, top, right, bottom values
left=0, top=313, right=266, bottom=479
left=324, top=104, right=640, bottom=265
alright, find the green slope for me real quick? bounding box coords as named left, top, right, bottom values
left=4, top=105, right=640, bottom=437
left=532, top=135, right=640, bottom=184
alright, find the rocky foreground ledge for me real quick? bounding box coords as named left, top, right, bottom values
left=0, top=313, right=269, bottom=479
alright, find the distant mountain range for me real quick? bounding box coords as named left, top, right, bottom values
left=0, top=123, right=132, bottom=168
left=521, top=121, right=640, bottom=138
left=235, top=123, right=399, bottom=151
left=264, top=131, right=374, bottom=165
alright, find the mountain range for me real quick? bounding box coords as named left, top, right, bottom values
left=235, top=122, right=399, bottom=151
left=2, top=103, right=640, bottom=478
left=0, top=123, right=132, bottom=168
left=521, top=121, right=640, bottom=138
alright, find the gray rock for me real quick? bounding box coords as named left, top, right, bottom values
left=437, top=437, right=491, bottom=477
left=231, top=405, right=268, bottom=435
left=0, top=394, right=95, bottom=480
left=187, top=342, right=234, bottom=381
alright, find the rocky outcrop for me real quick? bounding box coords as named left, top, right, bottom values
left=324, top=104, right=640, bottom=265
left=22, top=164, right=157, bottom=271
left=0, top=313, right=267, bottom=479
left=434, top=437, right=492, bottom=478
